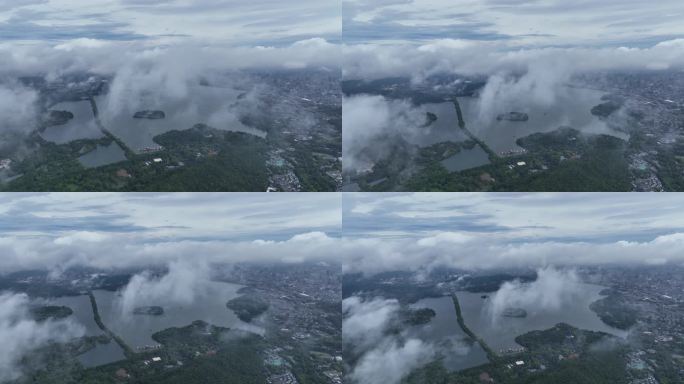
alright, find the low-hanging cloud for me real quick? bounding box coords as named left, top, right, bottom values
left=0, top=82, right=39, bottom=139
left=0, top=292, right=85, bottom=383
left=486, top=267, right=583, bottom=321
left=0, top=230, right=340, bottom=275
left=343, top=296, right=436, bottom=384
left=342, top=95, right=426, bottom=173
left=342, top=231, right=684, bottom=276
left=343, top=39, right=684, bottom=82
left=118, top=260, right=212, bottom=316
left=343, top=296, right=399, bottom=350
left=349, top=338, right=435, bottom=384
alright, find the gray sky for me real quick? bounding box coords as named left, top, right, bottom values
left=0, top=0, right=340, bottom=45
left=344, top=0, right=684, bottom=47
left=343, top=193, right=684, bottom=274
left=0, top=193, right=341, bottom=272
left=342, top=0, right=684, bottom=79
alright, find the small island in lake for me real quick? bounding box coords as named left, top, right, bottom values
left=402, top=307, right=437, bottom=326
left=44, top=110, right=74, bottom=126
left=133, top=110, right=166, bottom=119
left=133, top=306, right=165, bottom=316
left=30, top=305, right=73, bottom=321
left=421, top=112, right=438, bottom=127
left=497, top=112, right=529, bottom=122
left=501, top=307, right=528, bottom=318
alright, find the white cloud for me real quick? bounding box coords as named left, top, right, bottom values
left=487, top=267, right=583, bottom=320
left=349, top=338, right=435, bottom=384
left=0, top=193, right=341, bottom=274
left=343, top=296, right=399, bottom=350
left=343, top=39, right=684, bottom=81
left=0, top=292, right=84, bottom=382
left=343, top=295, right=436, bottom=384
left=118, top=260, right=211, bottom=315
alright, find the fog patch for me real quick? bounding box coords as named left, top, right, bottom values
left=343, top=296, right=436, bottom=384
left=0, top=82, right=39, bottom=152
left=118, top=260, right=212, bottom=316
left=476, top=62, right=573, bottom=121
left=344, top=39, right=684, bottom=81
left=342, top=95, right=431, bottom=173
left=349, top=338, right=435, bottom=384
left=0, top=292, right=85, bottom=383
left=486, top=267, right=584, bottom=322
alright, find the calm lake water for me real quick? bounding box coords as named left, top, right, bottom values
left=456, top=283, right=628, bottom=352
left=77, top=340, right=127, bottom=368
left=410, top=103, right=469, bottom=147
left=95, top=85, right=266, bottom=153
left=41, top=101, right=104, bottom=144
left=459, top=87, right=629, bottom=153
left=440, top=146, right=490, bottom=172
left=77, top=143, right=127, bottom=168
left=409, top=296, right=489, bottom=371
left=92, top=281, right=261, bottom=350
left=48, top=295, right=126, bottom=367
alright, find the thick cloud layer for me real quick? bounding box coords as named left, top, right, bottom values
left=0, top=193, right=341, bottom=274
left=0, top=82, right=39, bottom=137
left=343, top=95, right=430, bottom=172
left=343, top=230, right=684, bottom=275
left=350, top=338, right=435, bottom=384
left=343, top=193, right=684, bottom=275
left=118, top=260, right=212, bottom=315
left=343, top=296, right=435, bottom=384
left=0, top=38, right=339, bottom=79
left=0, top=230, right=341, bottom=274
left=486, top=268, right=583, bottom=320
left=343, top=39, right=684, bottom=81
left=0, top=292, right=84, bottom=382
left=343, top=296, right=399, bottom=350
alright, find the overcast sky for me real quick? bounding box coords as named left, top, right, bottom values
left=0, top=0, right=340, bottom=46
left=344, top=0, right=684, bottom=47
left=343, top=193, right=684, bottom=274
left=342, top=0, right=684, bottom=79
left=0, top=193, right=341, bottom=273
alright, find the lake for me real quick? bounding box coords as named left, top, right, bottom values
left=92, top=281, right=262, bottom=350
left=41, top=101, right=104, bottom=144
left=458, top=87, right=629, bottom=154
left=95, top=85, right=267, bottom=153
left=440, top=146, right=490, bottom=172
left=47, top=295, right=126, bottom=367
left=409, top=296, right=489, bottom=371
left=77, top=142, right=127, bottom=168
left=456, top=283, right=628, bottom=353
left=409, top=103, right=469, bottom=147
